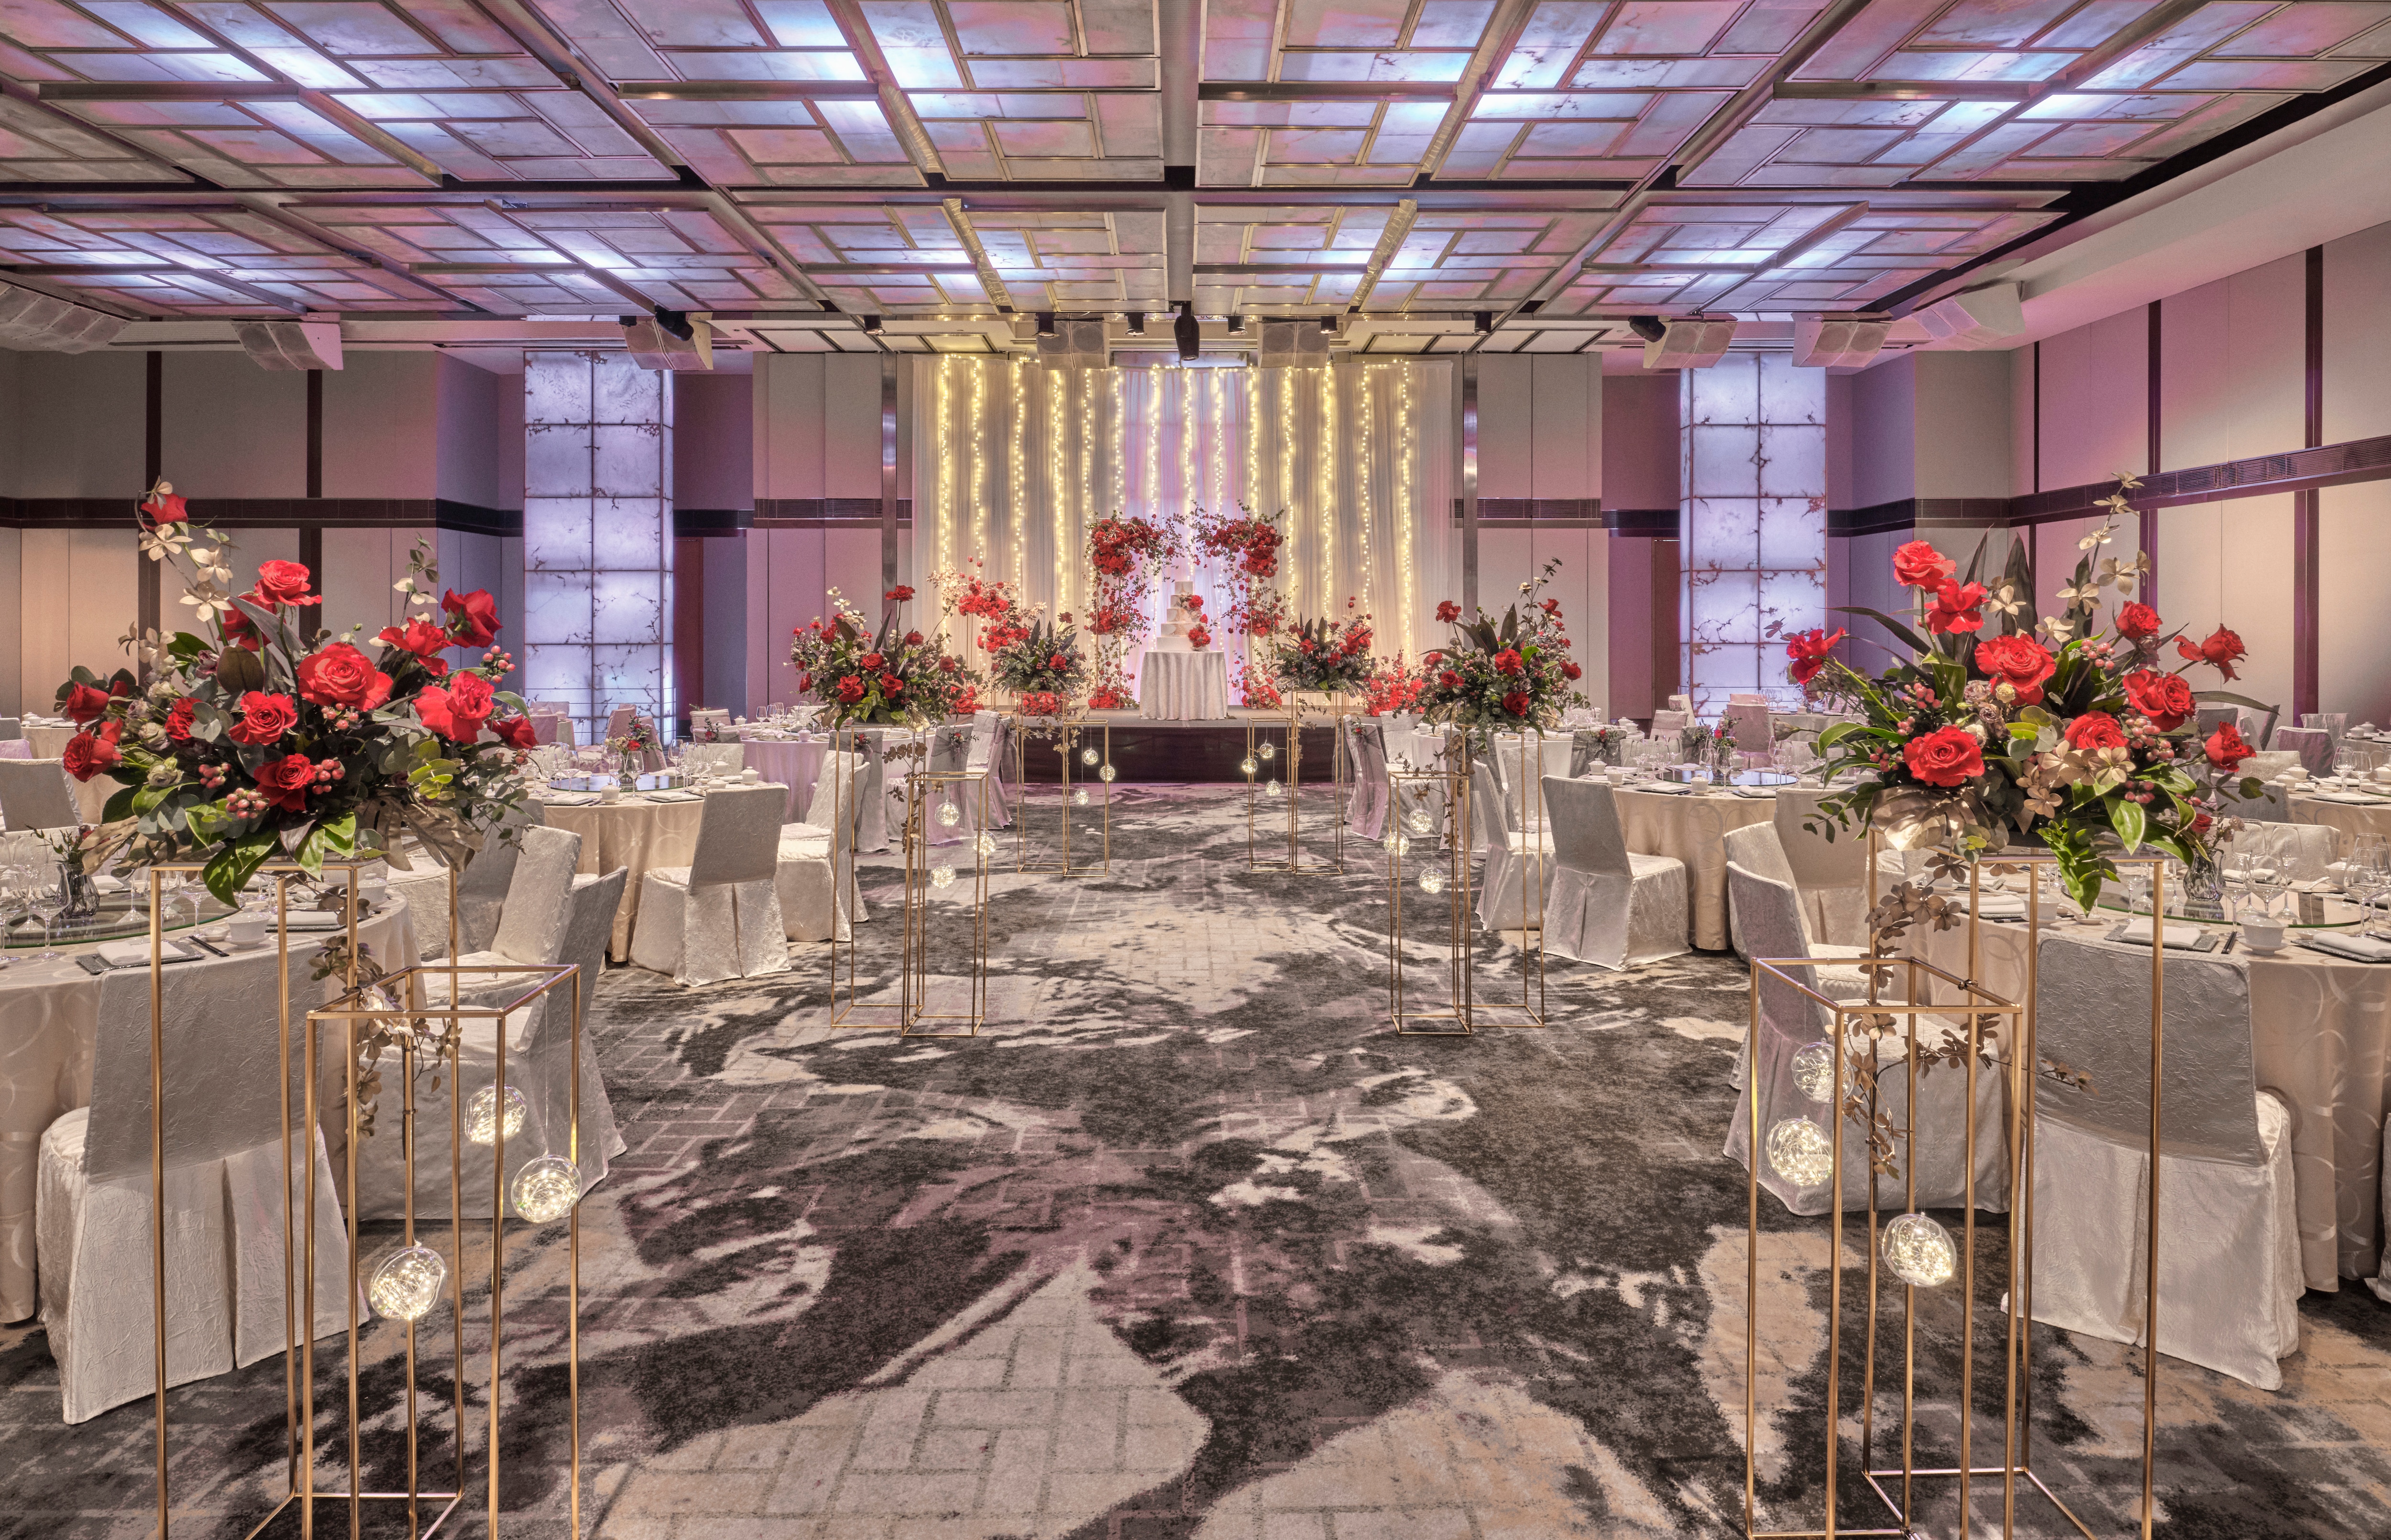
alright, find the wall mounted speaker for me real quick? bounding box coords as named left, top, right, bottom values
left=623, top=312, right=715, bottom=370
left=1036, top=318, right=1108, bottom=368
left=1917, top=284, right=2023, bottom=350
left=1792, top=316, right=1890, bottom=369
left=0, top=284, right=129, bottom=353
left=235, top=318, right=344, bottom=370
left=1257, top=319, right=1330, bottom=367
left=1641, top=317, right=1736, bottom=370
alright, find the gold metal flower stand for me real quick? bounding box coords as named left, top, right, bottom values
left=1743, top=848, right=2174, bottom=1540
left=1244, top=695, right=1348, bottom=874
left=1464, top=732, right=1546, bottom=1029
left=1012, top=715, right=1112, bottom=875
left=1387, top=766, right=1470, bottom=1035
left=900, top=769, right=994, bottom=1037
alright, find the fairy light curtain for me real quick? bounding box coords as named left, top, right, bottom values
left=904, top=356, right=1456, bottom=684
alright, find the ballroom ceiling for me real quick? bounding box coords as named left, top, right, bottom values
left=0, top=0, right=2384, bottom=353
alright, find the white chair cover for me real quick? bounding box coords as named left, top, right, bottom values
left=1722, top=862, right=2008, bottom=1216
left=833, top=729, right=889, bottom=852
left=2225, top=751, right=2301, bottom=822
left=1542, top=776, right=1689, bottom=971
left=1485, top=733, right=1569, bottom=831
left=2301, top=712, right=2348, bottom=754
left=0, top=757, right=80, bottom=832
left=37, top=955, right=352, bottom=1422
left=1722, top=821, right=1798, bottom=958
left=2275, top=726, right=2334, bottom=775
left=604, top=705, right=636, bottom=741
left=2029, top=936, right=2301, bottom=1390
left=630, top=785, right=791, bottom=984
left=0, top=716, right=19, bottom=740
left=1774, top=786, right=1871, bottom=946
left=1346, top=720, right=1390, bottom=841
left=1470, top=762, right=1550, bottom=932
left=1650, top=710, right=1688, bottom=741
left=1725, top=702, right=1773, bottom=760
left=689, top=708, right=732, bottom=741
left=979, top=715, right=1015, bottom=829
left=685, top=743, right=746, bottom=777
left=2237, top=705, right=2281, bottom=749
left=2222, top=821, right=2336, bottom=883
left=780, top=751, right=872, bottom=943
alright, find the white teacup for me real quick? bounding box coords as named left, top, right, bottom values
left=2241, top=916, right=2287, bottom=954
left=226, top=914, right=270, bottom=947
left=741, top=768, right=762, bottom=784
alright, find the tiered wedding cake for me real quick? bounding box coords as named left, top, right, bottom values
left=1152, top=580, right=1202, bottom=652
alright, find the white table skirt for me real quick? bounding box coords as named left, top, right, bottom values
left=1138, top=650, right=1229, bottom=721
left=0, top=897, right=417, bottom=1322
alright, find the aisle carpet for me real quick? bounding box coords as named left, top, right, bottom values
left=4, top=786, right=2391, bottom=1538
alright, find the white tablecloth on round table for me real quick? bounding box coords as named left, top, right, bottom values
left=1138, top=649, right=1229, bottom=721
left=2291, top=789, right=2391, bottom=845
left=23, top=724, right=111, bottom=827
left=0, top=897, right=417, bottom=1322
left=538, top=789, right=785, bottom=961
left=1614, top=785, right=1779, bottom=950
left=737, top=737, right=828, bottom=821
left=1909, top=908, right=2391, bottom=1291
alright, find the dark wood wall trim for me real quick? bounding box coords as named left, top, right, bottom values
left=674, top=508, right=752, bottom=537
left=305, top=369, right=324, bottom=501
left=1606, top=508, right=1679, bottom=537
left=0, top=497, right=521, bottom=535
left=1452, top=497, right=1606, bottom=524
left=753, top=497, right=912, bottom=527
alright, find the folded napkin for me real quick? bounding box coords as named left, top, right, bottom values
left=2286, top=928, right=2391, bottom=961
left=1629, top=783, right=1695, bottom=795
left=279, top=908, right=343, bottom=930
left=647, top=789, right=703, bottom=803
left=1957, top=892, right=2028, bottom=917
left=96, top=938, right=197, bottom=967
left=1730, top=786, right=1778, bottom=799
left=90, top=874, right=126, bottom=894
left=542, top=791, right=600, bottom=806
left=2112, top=917, right=2212, bottom=949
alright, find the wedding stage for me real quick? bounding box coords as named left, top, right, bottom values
left=1012, top=709, right=1338, bottom=783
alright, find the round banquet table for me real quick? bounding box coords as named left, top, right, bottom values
left=537, top=787, right=789, bottom=961
left=0, top=896, right=417, bottom=1322
left=2291, top=787, right=2391, bottom=844
left=1138, top=649, right=1229, bottom=721
left=737, top=737, right=827, bottom=821
left=1908, top=905, right=2391, bottom=1292
left=1614, top=783, right=1780, bottom=950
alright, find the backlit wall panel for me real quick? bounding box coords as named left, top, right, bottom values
left=1681, top=353, right=1826, bottom=714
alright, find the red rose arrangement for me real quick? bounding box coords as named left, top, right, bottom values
left=1264, top=598, right=1375, bottom=696
left=791, top=582, right=979, bottom=728
left=1412, top=561, right=1590, bottom=732
left=1190, top=502, right=1290, bottom=706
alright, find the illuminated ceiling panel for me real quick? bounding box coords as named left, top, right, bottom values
left=0, top=204, right=450, bottom=311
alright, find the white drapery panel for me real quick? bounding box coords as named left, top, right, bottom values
left=904, top=357, right=1457, bottom=685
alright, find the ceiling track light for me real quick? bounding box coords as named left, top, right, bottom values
left=1627, top=315, right=1667, bottom=344
left=1036, top=311, right=1056, bottom=337
left=860, top=314, right=883, bottom=334
left=1472, top=311, right=1493, bottom=336
left=1173, top=300, right=1199, bottom=362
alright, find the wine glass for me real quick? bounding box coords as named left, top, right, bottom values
left=2221, top=850, right=2254, bottom=921
left=27, top=877, right=66, bottom=962
left=2250, top=862, right=2287, bottom=921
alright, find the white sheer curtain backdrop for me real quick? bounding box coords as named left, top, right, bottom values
left=906, top=357, right=1456, bottom=696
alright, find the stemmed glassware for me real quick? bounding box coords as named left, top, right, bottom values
left=2349, top=834, right=2391, bottom=938
left=26, top=870, right=66, bottom=962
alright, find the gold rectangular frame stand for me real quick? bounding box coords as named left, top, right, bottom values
left=1463, top=732, right=1546, bottom=1030
left=1388, top=766, right=1470, bottom=1035
left=900, top=768, right=994, bottom=1037
left=828, top=727, right=904, bottom=1030
left=1245, top=695, right=1348, bottom=874
left=1744, top=847, right=2173, bottom=1540
left=1012, top=716, right=1112, bottom=875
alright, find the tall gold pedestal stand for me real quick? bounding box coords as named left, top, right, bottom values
left=901, top=769, right=994, bottom=1037
left=1388, top=766, right=1470, bottom=1035
left=1463, top=732, right=1546, bottom=1030
left=828, top=728, right=902, bottom=1030
left=1743, top=845, right=2173, bottom=1540
left=1245, top=694, right=1348, bottom=874
left=1012, top=715, right=1112, bottom=875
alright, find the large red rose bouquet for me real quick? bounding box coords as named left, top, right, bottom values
left=1083, top=513, right=1180, bottom=709
left=1413, top=563, right=1589, bottom=733
left=1190, top=502, right=1290, bottom=707
left=790, top=585, right=978, bottom=728
left=1264, top=599, right=1376, bottom=696
left=1799, top=474, right=2263, bottom=907
left=54, top=479, right=535, bottom=901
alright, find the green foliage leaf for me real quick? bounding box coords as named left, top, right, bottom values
left=1830, top=605, right=1934, bottom=662
left=2112, top=796, right=2146, bottom=852
left=203, top=829, right=276, bottom=906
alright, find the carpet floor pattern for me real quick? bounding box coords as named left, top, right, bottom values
left=4, top=786, right=2391, bottom=1539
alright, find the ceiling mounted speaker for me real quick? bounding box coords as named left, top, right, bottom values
left=0, top=284, right=129, bottom=353
left=235, top=318, right=343, bottom=371
left=1917, top=283, right=2023, bottom=350
left=1257, top=319, right=1330, bottom=368
left=1641, top=317, right=1736, bottom=370
left=623, top=311, right=714, bottom=370
left=1793, top=315, right=1889, bottom=369
left=1037, top=318, right=1108, bottom=368
left=1173, top=303, right=1199, bottom=361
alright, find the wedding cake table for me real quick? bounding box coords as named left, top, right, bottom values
left=1138, top=579, right=1228, bottom=720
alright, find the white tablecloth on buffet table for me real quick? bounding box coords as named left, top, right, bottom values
left=1138, top=649, right=1229, bottom=721
left=0, top=897, right=417, bottom=1322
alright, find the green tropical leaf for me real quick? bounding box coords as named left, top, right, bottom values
left=1830, top=605, right=1934, bottom=661
left=2112, top=797, right=2146, bottom=852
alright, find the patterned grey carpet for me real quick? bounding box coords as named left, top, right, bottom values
left=4, top=786, right=2391, bottom=1539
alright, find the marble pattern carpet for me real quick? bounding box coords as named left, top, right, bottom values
left=4, top=786, right=2391, bottom=1539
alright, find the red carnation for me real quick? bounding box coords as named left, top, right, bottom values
left=295, top=642, right=393, bottom=711
left=441, top=588, right=501, bottom=648
left=2122, top=669, right=2193, bottom=731
left=2176, top=626, right=2247, bottom=681
left=253, top=559, right=319, bottom=609
left=61, top=681, right=111, bottom=725
left=1783, top=626, right=1846, bottom=687
left=252, top=751, right=318, bottom=813
left=2205, top=721, right=2255, bottom=772
left=2063, top=712, right=2128, bottom=751
left=1973, top=633, right=2056, bottom=704
left=165, top=697, right=197, bottom=742
left=1903, top=725, right=1984, bottom=787
left=1893, top=540, right=1955, bottom=590
left=61, top=721, right=123, bottom=783
left=2117, top=601, right=2161, bottom=641
left=229, top=690, right=298, bottom=746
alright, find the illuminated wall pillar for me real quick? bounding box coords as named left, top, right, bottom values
left=1681, top=353, right=1826, bottom=714
left=522, top=351, right=675, bottom=745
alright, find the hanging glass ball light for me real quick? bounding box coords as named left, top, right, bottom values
left=1408, top=810, right=1433, bottom=835
left=1259, top=742, right=1276, bottom=761
left=1418, top=869, right=1446, bottom=895
left=1265, top=779, right=1283, bottom=799
left=1098, top=764, right=1116, bottom=783
left=1882, top=1212, right=1958, bottom=1287
left=1791, top=1042, right=1838, bottom=1104
left=974, top=831, right=997, bottom=858
left=1239, top=757, right=1258, bottom=776
left=936, top=801, right=961, bottom=828
left=465, top=1084, right=527, bottom=1147
left=511, top=1156, right=581, bottom=1223
left=1766, top=1117, right=1834, bottom=1188
left=1392, top=834, right=1411, bottom=856
left=1073, top=787, right=1091, bottom=807
left=368, top=1244, right=448, bottom=1322
left=931, top=863, right=956, bottom=889
left=1081, top=746, right=1099, bottom=766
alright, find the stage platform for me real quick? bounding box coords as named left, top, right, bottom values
left=1013, top=710, right=1341, bottom=783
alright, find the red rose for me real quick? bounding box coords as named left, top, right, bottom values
left=1783, top=626, right=1846, bottom=687
left=141, top=490, right=187, bottom=524
left=415, top=672, right=494, bottom=741
left=61, top=721, right=123, bottom=782
left=2205, top=721, right=2255, bottom=771
left=2063, top=712, right=2128, bottom=751
left=441, top=588, right=501, bottom=648
left=1185, top=596, right=1203, bottom=612
left=1925, top=581, right=1987, bottom=635
left=61, top=681, right=111, bottom=724
left=859, top=652, right=884, bottom=671
left=1436, top=601, right=1461, bottom=624
left=2117, top=602, right=2161, bottom=641
left=885, top=585, right=914, bottom=603
left=229, top=691, right=298, bottom=745
left=295, top=642, right=393, bottom=711
left=1562, top=661, right=1583, bottom=680
left=1540, top=598, right=1560, bottom=615
left=494, top=715, right=537, bottom=751
left=836, top=675, right=866, bottom=704
left=2176, top=625, right=2247, bottom=681
left=904, top=630, right=924, bottom=646
left=880, top=672, right=904, bottom=694
left=253, top=559, right=319, bottom=608
left=1903, top=725, right=1984, bottom=787
left=252, top=752, right=317, bottom=812
left=1492, top=648, right=1523, bottom=675
left=165, top=697, right=197, bottom=742
left=2121, top=669, right=2193, bottom=731
left=938, top=656, right=959, bottom=673
left=1050, top=654, right=1067, bottom=670
left=377, top=616, right=453, bottom=670
left=1501, top=691, right=1532, bottom=718
left=1439, top=670, right=1461, bottom=688
left=1893, top=540, right=1956, bottom=590
left=1973, top=634, right=2055, bottom=703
